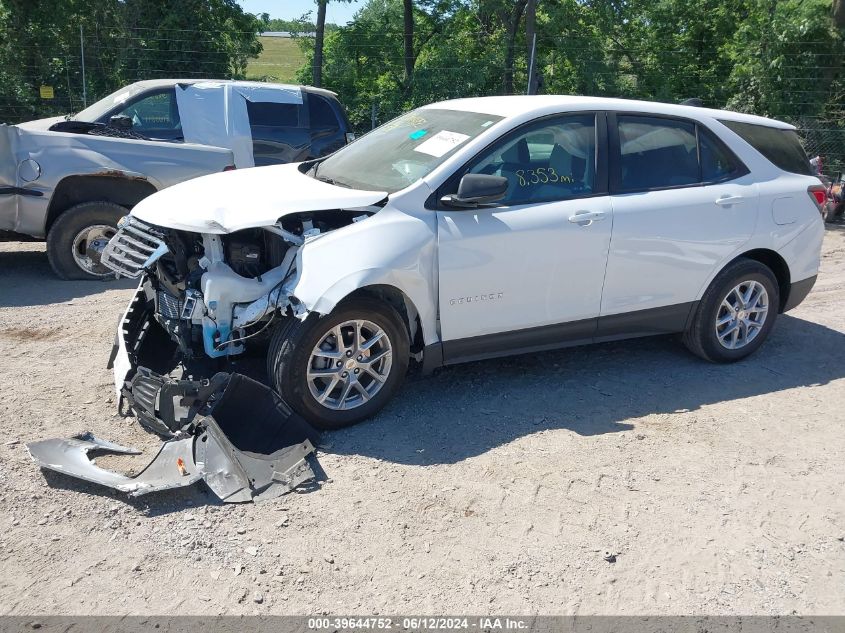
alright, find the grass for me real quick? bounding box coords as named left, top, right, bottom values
left=245, top=36, right=307, bottom=84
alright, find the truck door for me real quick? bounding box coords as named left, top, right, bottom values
left=245, top=99, right=310, bottom=166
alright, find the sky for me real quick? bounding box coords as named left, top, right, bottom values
left=237, top=0, right=363, bottom=25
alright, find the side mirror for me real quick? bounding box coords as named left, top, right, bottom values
left=109, top=115, right=133, bottom=129
left=441, top=174, right=508, bottom=208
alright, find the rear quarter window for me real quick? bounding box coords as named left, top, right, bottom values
left=720, top=120, right=813, bottom=176
left=309, top=95, right=340, bottom=131
left=246, top=101, right=300, bottom=127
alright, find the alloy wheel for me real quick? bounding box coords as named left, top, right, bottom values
left=715, top=280, right=769, bottom=350
left=306, top=319, right=393, bottom=411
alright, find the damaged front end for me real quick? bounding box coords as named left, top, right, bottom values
left=104, top=214, right=301, bottom=388
left=103, top=207, right=374, bottom=398
left=28, top=371, right=321, bottom=503
left=28, top=166, right=395, bottom=501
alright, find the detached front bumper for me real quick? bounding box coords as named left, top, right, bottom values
left=28, top=422, right=316, bottom=503
left=28, top=370, right=322, bottom=503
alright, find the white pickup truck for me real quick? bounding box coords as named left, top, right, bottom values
left=0, top=79, right=352, bottom=279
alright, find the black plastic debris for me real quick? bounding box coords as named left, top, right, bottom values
left=122, top=368, right=229, bottom=436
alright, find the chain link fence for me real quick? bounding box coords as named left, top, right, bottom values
left=788, top=116, right=845, bottom=179
left=2, top=28, right=843, bottom=179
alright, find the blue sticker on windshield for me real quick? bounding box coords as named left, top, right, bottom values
left=410, top=129, right=428, bottom=140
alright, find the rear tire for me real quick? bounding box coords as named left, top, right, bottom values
left=683, top=258, right=780, bottom=363
left=267, top=298, right=410, bottom=429
left=46, top=201, right=126, bottom=280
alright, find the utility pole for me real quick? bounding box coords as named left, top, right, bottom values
left=79, top=25, right=88, bottom=107
left=527, top=33, right=538, bottom=95
left=525, top=0, right=538, bottom=95
left=313, top=0, right=327, bottom=87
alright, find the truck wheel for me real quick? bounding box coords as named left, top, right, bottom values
left=683, top=259, right=779, bottom=363
left=46, top=201, right=126, bottom=280
left=267, top=298, right=410, bottom=429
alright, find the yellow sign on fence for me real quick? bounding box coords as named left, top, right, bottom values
left=39, top=85, right=54, bottom=99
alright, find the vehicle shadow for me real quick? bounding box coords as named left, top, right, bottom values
left=325, top=314, right=845, bottom=466
left=0, top=243, right=136, bottom=308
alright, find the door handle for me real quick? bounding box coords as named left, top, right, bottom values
left=568, top=210, right=606, bottom=225
left=715, top=194, right=745, bottom=206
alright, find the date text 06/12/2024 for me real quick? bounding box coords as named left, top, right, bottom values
left=307, top=617, right=530, bottom=631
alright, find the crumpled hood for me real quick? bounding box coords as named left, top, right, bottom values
left=130, top=162, right=388, bottom=233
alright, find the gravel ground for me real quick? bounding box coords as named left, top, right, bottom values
left=0, top=228, right=844, bottom=615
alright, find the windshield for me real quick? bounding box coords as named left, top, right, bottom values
left=72, top=84, right=150, bottom=122
left=312, top=108, right=503, bottom=193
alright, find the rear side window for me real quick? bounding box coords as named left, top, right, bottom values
left=246, top=101, right=300, bottom=127
left=245, top=100, right=308, bottom=166
left=699, top=128, right=745, bottom=182
left=618, top=116, right=699, bottom=190
left=615, top=115, right=748, bottom=192
left=719, top=120, right=813, bottom=176
left=309, top=95, right=340, bottom=131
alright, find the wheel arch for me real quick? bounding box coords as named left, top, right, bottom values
left=728, top=248, right=791, bottom=312
left=46, top=174, right=157, bottom=234
left=340, top=284, right=425, bottom=355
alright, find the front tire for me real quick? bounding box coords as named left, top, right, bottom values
left=683, top=259, right=780, bottom=363
left=267, top=298, right=410, bottom=429
left=46, top=201, right=125, bottom=280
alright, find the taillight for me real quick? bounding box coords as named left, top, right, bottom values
left=223, top=165, right=236, bottom=172
left=808, top=185, right=826, bottom=212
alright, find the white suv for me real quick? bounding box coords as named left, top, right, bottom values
left=104, top=96, right=826, bottom=429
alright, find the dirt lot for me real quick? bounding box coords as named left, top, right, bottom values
left=0, top=228, right=844, bottom=616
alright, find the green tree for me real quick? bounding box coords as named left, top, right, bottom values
left=726, top=0, right=844, bottom=118
left=0, top=0, right=262, bottom=123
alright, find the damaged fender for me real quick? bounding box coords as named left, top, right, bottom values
left=288, top=186, right=440, bottom=348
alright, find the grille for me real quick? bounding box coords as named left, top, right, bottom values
left=157, top=291, right=183, bottom=319
left=101, top=216, right=168, bottom=278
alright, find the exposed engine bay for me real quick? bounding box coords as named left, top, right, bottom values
left=102, top=208, right=374, bottom=374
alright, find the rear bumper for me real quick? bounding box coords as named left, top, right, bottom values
left=782, top=275, right=817, bottom=312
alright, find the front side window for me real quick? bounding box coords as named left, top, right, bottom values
left=113, top=89, right=181, bottom=139
left=464, top=113, right=597, bottom=205
left=312, top=108, right=503, bottom=193
left=618, top=116, right=698, bottom=190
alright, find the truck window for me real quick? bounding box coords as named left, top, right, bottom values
left=245, top=100, right=309, bottom=166
left=245, top=101, right=300, bottom=127
left=309, top=95, right=340, bottom=131
left=113, top=89, right=182, bottom=141
left=719, top=120, right=813, bottom=176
